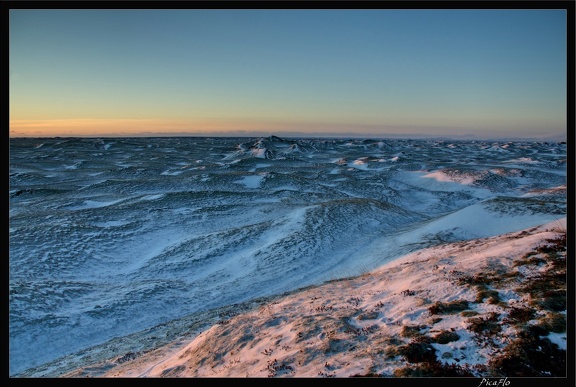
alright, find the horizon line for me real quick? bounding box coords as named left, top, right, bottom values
left=9, top=131, right=568, bottom=143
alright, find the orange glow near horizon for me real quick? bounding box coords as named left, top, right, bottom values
left=9, top=118, right=564, bottom=140
left=9, top=118, right=289, bottom=137
left=9, top=118, right=399, bottom=138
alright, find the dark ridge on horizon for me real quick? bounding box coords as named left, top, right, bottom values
left=9, top=132, right=568, bottom=143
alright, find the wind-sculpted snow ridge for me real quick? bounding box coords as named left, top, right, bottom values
left=9, top=136, right=567, bottom=377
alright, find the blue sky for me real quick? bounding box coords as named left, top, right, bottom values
left=9, top=9, right=568, bottom=139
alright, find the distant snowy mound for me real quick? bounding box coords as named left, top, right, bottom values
left=227, top=136, right=317, bottom=160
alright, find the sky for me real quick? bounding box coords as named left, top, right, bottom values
left=9, top=8, right=568, bottom=139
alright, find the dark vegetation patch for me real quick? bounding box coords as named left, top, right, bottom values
left=513, top=252, right=547, bottom=267
left=265, top=359, right=294, bottom=377
left=401, top=325, right=426, bottom=338
left=503, top=306, right=535, bottom=325
left=393, top=360, right=475, bottom=377
left=512, top=234, right=566, bottom=317
left=536, top=312, right=566, bottom=333
left=389, top=229, right=566, bottom=378
left=116, top=351, right=141, bottom=364
left=519, top=271, right=566, bottom=312
left=456, top=272, right=497, bottom=287
left=531, top=290, right=566, bottom=312
left=475, top=288, right=500, bottom=304
left=384, top=337, right=406, bottom=359
left=432, top=330, right=460, bottom=344
left=521, top=274, right=566, bottom=296
left=536, top=234, right=566, bottom=254
left=484, top=197, right=565, bottom=216
left=455, top=269, right=515, bottom=306
left=356, top=311, right=379, bottom=321
left=397, top=341, right=437, bottom=363
left=466, top=312, right=501, bottom=336
left=487, top=327, right=566, bottom=377
left=339, top=315, right=378, bottom=337
left=428, top=300, right=469, bottom=315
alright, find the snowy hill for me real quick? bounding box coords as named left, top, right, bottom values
left=53, top=218, right=567, bottom=378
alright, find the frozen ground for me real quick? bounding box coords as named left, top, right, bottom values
left=9, top=136, right=567, bottom=377
left=59, top=218, right=568, bottom=378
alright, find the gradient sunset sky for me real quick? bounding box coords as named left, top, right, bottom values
left=9, top=8, right=568, bottom=139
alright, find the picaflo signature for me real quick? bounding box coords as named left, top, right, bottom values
left=478, top=377, right=510, bottom=387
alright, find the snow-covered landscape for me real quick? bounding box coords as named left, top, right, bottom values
left=9, top=136, right=568, bottom=378
left=59, top=218, right=568, bottom=378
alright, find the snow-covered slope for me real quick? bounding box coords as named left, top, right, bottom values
left=9, top=136, right=567, bottom=376
left=56, top=218, right=567, bottom=378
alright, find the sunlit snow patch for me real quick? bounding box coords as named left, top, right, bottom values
left=522, top=185, right=566, bottom=197
left=423, top=170, right=476, bottom=185
left=351, top=158, right=370, bottom=170
left=392, top=200, right=559, bottom=246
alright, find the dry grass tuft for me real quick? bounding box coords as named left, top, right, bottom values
left=428, top=300, right=469, bottom=315
left=432, top=330, right=460, bottom=344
